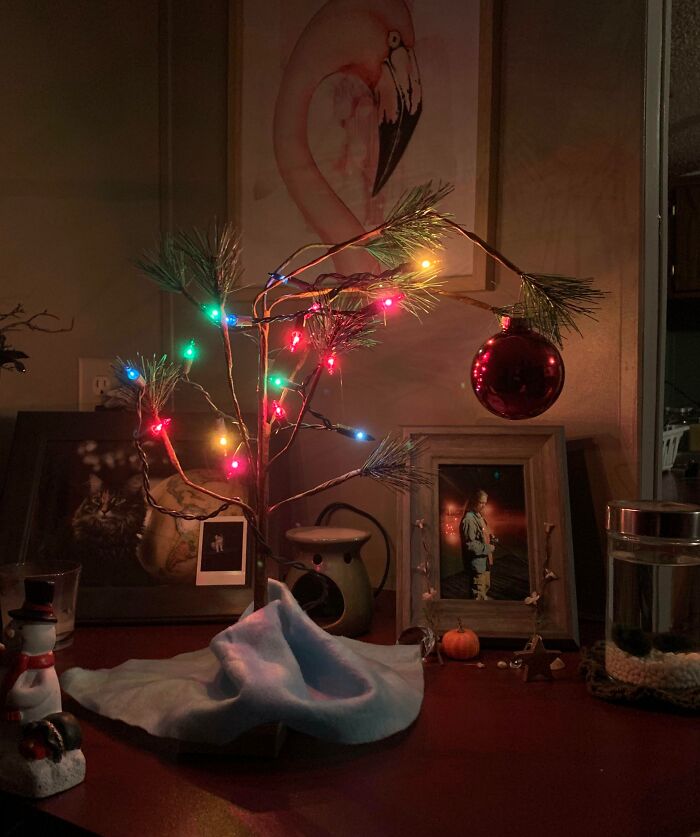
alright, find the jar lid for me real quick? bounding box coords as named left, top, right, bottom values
left=606, top=500, right=700, bottom=541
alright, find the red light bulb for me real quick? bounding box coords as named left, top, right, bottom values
left=290, top=330, right=302, bottom=352
left=325, top=355, right=336, bottom=374
left=226, top=457, right=243, bottom=479
left=271, top=400, right=286, bottom=421
left=150, top=417, right=172, bottom=436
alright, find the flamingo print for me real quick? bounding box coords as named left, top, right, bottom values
left=273, top=0, right=422, bottom=274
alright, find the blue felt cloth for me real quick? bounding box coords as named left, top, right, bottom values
left=61, top=580, right=424, bottom=745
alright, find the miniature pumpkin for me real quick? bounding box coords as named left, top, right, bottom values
left=441, top=620, right=480, bottom=660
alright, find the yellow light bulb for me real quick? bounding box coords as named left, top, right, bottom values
left=421, top=259, right=431, bottom=269
left=218, top=435, right=229, bottom=447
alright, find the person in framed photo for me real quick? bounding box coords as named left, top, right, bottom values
left=460, top=489, right=497, bottom=600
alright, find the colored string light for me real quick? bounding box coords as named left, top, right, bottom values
left=150, top=417, right=172, bottom=436
left=334, top=425, right=375, bottom=441
left=269, top=374, right=303, bottom=393
left=214, top=416, right=231, bottom=450
left=289, top=313, right=305, bottom=352
left=324, top=355, right=336, bottom=374
left=205, top=306, right=237, bottom=328
left=271, top=401, right=286, bottom=421
left=124, top=366, right=146, bottom=388
left=181, top=340, right=197, bottom=374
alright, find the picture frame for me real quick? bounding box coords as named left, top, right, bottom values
left=228, top=0, right=501, bottom=295
left=0, top=412, right=254, bottom=623
left=397, top=426, right=579, bottom=645
left=196, top=516, right=248, bottom=587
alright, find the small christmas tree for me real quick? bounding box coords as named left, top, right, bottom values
left=112, top=183, right=602, bottom=610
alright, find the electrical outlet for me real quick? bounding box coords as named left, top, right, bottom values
left=78, top=358, right=117, bottom=411
left=93, top=375, right=111, bottom=396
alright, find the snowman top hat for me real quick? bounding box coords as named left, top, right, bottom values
left=9, top=579, right=58, bottom=623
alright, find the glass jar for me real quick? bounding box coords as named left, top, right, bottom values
left=605, top=501, right=700, bottom=691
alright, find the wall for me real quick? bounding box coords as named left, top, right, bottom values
left=0, top=0, right=163, bottom=467
left=0, top=1, right=231, bottom=466
left=1, top=1, right=646, bottom=620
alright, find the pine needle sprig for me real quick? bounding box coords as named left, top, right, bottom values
left=314, top=265, right=443, bottom=318
left=139, top=354, right=182, bottom=414
left=136, top=236, right=189, bottom=295
left=368, top=268, right=444, bottom=318
left=364, top=182, right=454, bottom=267
left=360, top=436, right=432, bottom=492
left=306, top=299, right=379, bottom=357
left=496, top=273, right=606, bottom=347
left=174, top=222, right=243, bottom=303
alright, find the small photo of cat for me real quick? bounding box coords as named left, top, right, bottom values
left=196, top=517, right=247, bottom=587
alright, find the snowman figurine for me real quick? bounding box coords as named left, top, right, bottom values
left=0, top=578, right=86, bottom=797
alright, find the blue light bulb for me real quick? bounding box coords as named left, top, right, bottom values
left=226, top=314, right=238, bottom=327
left=355, top=430, right=366, bottom=441
left=125, top=367, right=139, bottom=381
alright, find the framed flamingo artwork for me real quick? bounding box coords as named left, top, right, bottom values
left=228, top=0, right=501, bottom=294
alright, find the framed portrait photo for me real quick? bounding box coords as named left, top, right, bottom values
left=229, top=0, right=500, bottom=294
left=0, top=412, right=254, bottom=623
left=196, top=517, right=248, bottom=587
left=397, top=426, right=578, bottom=645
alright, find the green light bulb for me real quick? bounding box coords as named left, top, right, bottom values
left=183, top=340, right=197, bottom=360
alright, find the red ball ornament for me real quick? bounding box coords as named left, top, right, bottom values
left=470, top=317, right=565, bottom=419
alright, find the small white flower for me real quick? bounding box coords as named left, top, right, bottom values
left=543, top=567, right=559, bottom=581
left=414, top=518, right=425, bottom=529
left=524, top=591, right=541, bottom=607
left=422, top=587, right=438, bottom=601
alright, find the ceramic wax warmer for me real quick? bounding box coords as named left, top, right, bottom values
left=285, top=527, right=373, bottom=637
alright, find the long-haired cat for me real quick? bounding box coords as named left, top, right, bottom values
left=71, top=472, right=148, bottom=586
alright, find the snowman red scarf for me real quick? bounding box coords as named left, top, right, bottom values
left=0, top=649, right=55, bottom=721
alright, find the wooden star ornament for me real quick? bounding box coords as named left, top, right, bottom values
left=514, top=634, right=561, bottom=682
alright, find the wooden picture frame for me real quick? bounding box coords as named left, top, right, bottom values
left=0, top=412, right=254, bottom=623
left=228, top=0, right=501, bottom=295
left=397, top=426, right=578, bottom=645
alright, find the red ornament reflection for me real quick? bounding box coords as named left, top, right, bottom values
left=470, top=318, right=565, bottom=420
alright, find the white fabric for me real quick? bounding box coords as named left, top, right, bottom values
left=60, top=580, right=423, bottom=745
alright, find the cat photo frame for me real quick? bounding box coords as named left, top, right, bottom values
left=0, top=412, right=254, bottom=623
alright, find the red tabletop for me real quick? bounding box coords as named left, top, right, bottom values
left=3, top=595, right=699, bottom=837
